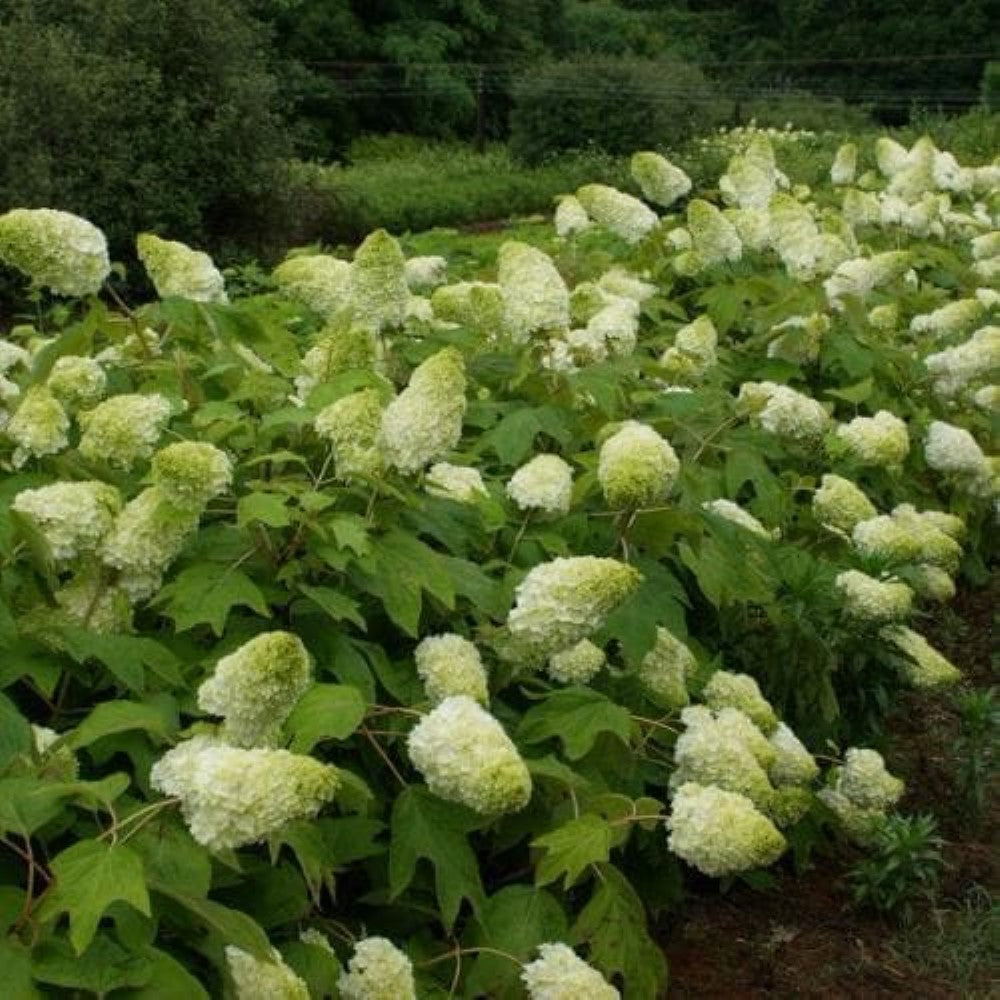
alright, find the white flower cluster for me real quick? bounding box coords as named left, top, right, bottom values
left=151, top=441, right=232, bottom=510
left=507, top=453, right=573, bottom=515
left=738, top=381, right=829, bottom=441
left=575, top=184, right=659, bottom=244
left=598, top=421, right=680, bottom=509
left=12, top=480, right=121, bottom=562
left=380, top=347, right=466, bottom=474
left=46, top=355, right=106, bottom=411
left=924, top=420, right=993, bottom=494
left=681, top=199, right=742, bottom=270
left=767, top=312, right=829, bottom=364
left=554, top=195, right=592, bottom=237
left=824, top=251, right=910, bottom=309
left=521, top=943, right=619, bottom=1000
left=660, top=315, right=717, bottom=383
left=406, top=696, right=531, bottom=814
left=226, top=946, right=309, bottom=1000
left=702, top=499, right=775, bottom=539
left=702, top=671, right=779, bottom=734
left=404, top=254, right=447, bottom=291
left=880, top=625, right=962, bottom=688
left=835, top=570, right=913, bottom=624
left=347, top=230, right=409, bottom=332
left=667, top=782, right=786, bottom=878
left=78, top=393, right=173, bottom=469
left=834, top=410, right=910, bottom=466
left=819, top=747, right=903, bottom=845
left=638, top=627, right=695, bottom=709
left=5, top=386, right=70, bottom=466
left=852, top=504, right=963, bottom=572
left=273, top=254, right=352, bottom=317
left=506, top=556, right=640, bottom=663
left=498, top=242, right=570, bottom=341
left=315, top=388, right=386, bottom=482
left=136, top=233, right=227, bottom=303
left=830, top=143, right=858, bottom=186
left=431, top=281, right=506, bottom=341
left=150, top=735, right=339, bottom=851
left=414, top=634, right=489, bottom=705
left=547, top=638, right=606, bottom=685
left=0, top=208, right=110, bottom=297
left=338, top=936, right=416, bottom=1000
left=197, top=632, right=312, bottom=747
left=910, top=298, right=984, bottom=338
left=812, top=474, right=878, bottom=535
left=631, top=151, right=691, bottom=208
left=425, top=462, right=487, bottom=503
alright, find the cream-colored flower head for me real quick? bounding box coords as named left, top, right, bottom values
left=12, top=481, right=121, bottom=562
left=347, top=229, right=409, bottom=332
left=631, top=151, right=691, bottom=208
left=506, top=556, right=640, bottom=664
left=414, top=634, right=489, bottom=705
left=137, top=233, right=226, bottom=303
left=315, top=388, right=386, bottom=482
left=404, top=254, right=447, bottom=291
left=338, top=937, right=416, bottom=1000
left=547, top=639, right=606, bottom=685
left=668, top=783, right=786, bottom=878
left=687, top=199, right=742, bottom=266
left=738, top=381, right=829, bottom=441
left=507, top=454, right=573, bottom=515
left=522, top=943, right=619, bottom=1000
left=78, top=393, right=172, bottom=469
left=150, top=736, right=339, bottom=850
left=703, top=499, right=775, bottom=539
left=273, top=254, right=352, bottom=317
left=638, top=627, right=695, bottom=709
left=554, top=195, right=592, bottom=237
left=880, top=626, right=961, bottom=688
left=0, top=208, right=110, bottom=296
left=197, top=632, right=312, bottom=748
left=702, top=671, right=778, bottom=735
left=151, top=441, right=232, bottom=511
left=812, top=474, right=878, bottom=535
left=598, top=420, right=680, bottom=509
left=830, top=143, right=858, bottom=185
left=835, top=570, right=913, bottom=624
left=576, top=184, right=658, bottom=244
left=407, top=696, right=531, bottom=814
left=425, top=462, right=488, bottom=503
left=226, top=947, right=309, bottom=1000
left=46, top=356, right=106, bottom=411
left=380, top=348, right=466, bottom=474
left=5, top=386, right=70, bottom=466
left=834, top=410, right=910, bottom=466
left=498, top=241, right=570, bottom=341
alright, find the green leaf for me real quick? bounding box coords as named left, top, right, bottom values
left=68, top=696, right=178, bottom=750
left=237, top=491, right=292, bottom=529
left=320, top=816, right=385, bottom=866
left=571, top=864, right=668, bottom=1000
left=0, top=693, right=32, bottom=772
left=36, top=840, right=151, bottom=954
left=533, top=814, right=614, bottom=888
left=150, top=882, right=272, bottom=962
left=153, top=563, right=270, bottom=635
left=271, top=821, right=335, bottom=904
left=131, top=823, right=212, bottom=900
left=286, top=684, right=367, bottom=753
left=280, top=938, right=343, bottom=1000
left=327, top=514, right=371, bottom=557
left=0, top=936, right=41, bottom=999
left=116, top=947, right=210, bottom=1000
left=31, top=934, right=153, bottom=995
left=517, top=688, right=632, bottom=761
left=0, top=775, right=129, bottom=836
left=466, top=886, right=569, bottom=1000
left=56, top=629, right=183, bottom=693
left=825, top=376, right=874, bottom=404
left=297, top=584, right=366, bottom=630
left=480, top=406, right=571, bottom=465
left=388, top=787, right=485, bottom=927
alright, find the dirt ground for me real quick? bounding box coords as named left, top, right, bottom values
left=662, top=578, right=999, bottom=998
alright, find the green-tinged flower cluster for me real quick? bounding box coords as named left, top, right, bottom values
left=414, top=634, right=489, bottom=705
left=685, top=199, right=742, bottom=267
left=273, top=254, right=352, bottom=317
left=31, top=725, right=79, bottom=782
left=830, top=143, right=858, bottom=185
left=880, top=625, right=962, bottom=688
left=338, top=937, right=416, bottom=1000
left=507, top=453, right=573, bottom=515
left=425, top=462, right=487, bottom=503
left=521, top=943, right=620, bottom=1000
left=99, top=487, right=201, bottom=599
left=197, top=632, right=312, bottom=747
left=576, top=184, right=658, bottom=244
left=315, top=388, right=386, bottom=482
left=554, top=195, right=591, bottom=237
left=767, top=312, right=829, bottom=364
left=406, top=696, right=531, bottom=814
left=905, top=564, right=956, bottom=602
left=834, top=410, right=910, bottom=466
left=667, top=782, right=786, bottom=878
left=768, top=723, right=819, bottom=787
left=150, top=735, right=339, bottom=850
left=226, top=947, right=309, bottom=1000
left=506, top=556, right=640, bottom=663
left=638, top=627, right=695, bottom=709
left=380, top=348, right=466, bottom=474
left=702, top=672, right=779, bottom=735
left=498, top=242, right=570, bottom=341
left=631, top=151, right=691, bottom=208
left=852, top=507, right=963, bottom=571
left=660, top=315, right=717, bottom=383
left=53, top=572, right=132, bottom=634
left=738, top=381, right=829, bottom=441
left=347, top=230, right=409, bottom=331
left=924, top=326, right=1000, bottom=398
left=78, top=393, right=173, bottom=469
left=835, top=570, right=913, bottom=624
left=431, top=281, right=506, bottom=340
left=137, top=233, right=226, bottom=303
left=0, top=208, right=110, bottom=296
left=598, top=420, right=679, bottom=509
left=46, top=355, right=106, bottom=410
left=924, top=420, right=990, bottom=483
left=910, top=297, right=984, bottom=337
left=813, top=474, right=878, bottom=534
left=819, top=747, right=903, bottom=845
left=5, top=386, right=70, bottom=466
left=547, top=639, right=606, bottom=685
left=404, top=254, right=447, bottom=291
left=824, top=250, right=910, bottom=309
left=151, top=441, right=232, bottom=510
left=13, top=481, right=121, bottom=562
left=703, top=499, right=775, bottom=539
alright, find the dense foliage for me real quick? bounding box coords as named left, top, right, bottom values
left=0, top=125, right=997, bottom=997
